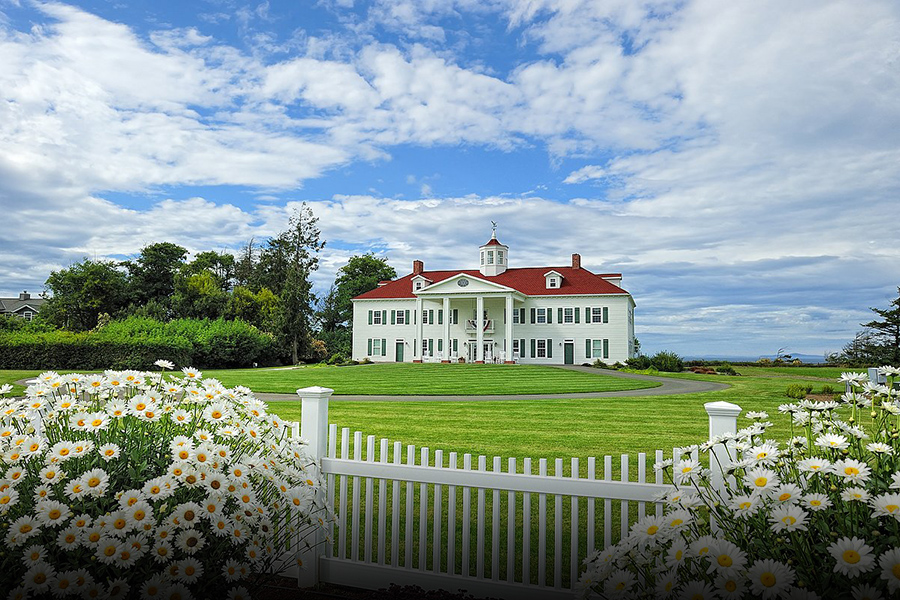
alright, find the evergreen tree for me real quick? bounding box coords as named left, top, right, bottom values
left=863, top=287, right=900, bottom=364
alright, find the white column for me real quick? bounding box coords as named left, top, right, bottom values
left=295, top=386, right=334, bottom=588
left=442, top=296, right=451, bottom=362
left=704, top=401, right=742, bottom=495
left=505, top=294, right=514, bottom=363
left=476, top=295, right=484, bottom=363
left=415, top=296, right=423, bottom=361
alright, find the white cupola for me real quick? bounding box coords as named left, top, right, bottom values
left=479, top=226, right=509, bottom=276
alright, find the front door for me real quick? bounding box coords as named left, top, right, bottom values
left=564, top=342, right=574, bottom=365
left=395, top=342, right=404, bottom=363
left=467, top=341, right=478, bottom=362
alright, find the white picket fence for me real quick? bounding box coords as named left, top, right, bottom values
left=290, top=387, right=742, bottom=600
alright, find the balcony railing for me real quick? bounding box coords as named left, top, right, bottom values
left=465, top=319, right=494, bottom=333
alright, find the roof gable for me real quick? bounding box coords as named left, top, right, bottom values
left=414, top=273, right=520, bottom=295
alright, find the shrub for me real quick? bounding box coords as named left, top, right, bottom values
left=0, top=317, right=277, bottom=369
left=0, top=365, right=327, bottom=597
left=650, top=350, right=684, bottom=372
left=626, top=355, right=653, bottom=370
left=581, top=367, right=900, bottom=599
left=785, top=383, right=813, bottom=399
left=820, top=383, right=836, bottom=395
left=716, top=363, right=738, bottom=376
left=326, top=353, right=347, bottom=365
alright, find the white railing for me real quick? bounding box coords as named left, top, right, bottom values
left=293, top=387, right=741, bottom=599
left=465, top=319, right=494, bottom=333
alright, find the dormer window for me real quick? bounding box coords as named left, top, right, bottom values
left=480, top=251, right=484, bottom=265
left=412, top=275, right=432, bottom=292
left=544, top=270, right=564, bottom=289
left=487, top=251, right=494, bottom=265
left=497, top=251, right=504, bottom=264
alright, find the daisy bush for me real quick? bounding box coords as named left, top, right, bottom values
left=0, top=361, right=329, bottom=600
left=580, top=366, right=900, bottom=600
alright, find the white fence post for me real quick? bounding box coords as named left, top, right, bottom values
left=704, top=401, right=741, bottom=495
left=296, top=386, right=333, bottom=588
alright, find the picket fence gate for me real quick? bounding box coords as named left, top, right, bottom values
left=287, top=387, right=742, bottom=600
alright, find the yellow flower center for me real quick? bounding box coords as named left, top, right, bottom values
left=104, top=546, right=116, bottom=556
left=778, top=493, right=790, bottom=501
left=114, top=519, right=126, bottom=529
left=671, top=519, right=683, bottom=527
left=843, top=550, right=861, bottom=564
left=892, top=563, right=900, bottom=579
left=783, top=516, right=796, bottom=525
left=91, top=419, right=103, bottom=427
left=761, top=572, right=776, bottom=587
left=134, top=510, right=145, bottom=520
left=845, top=467, right=859, bottom=476
left=754, top=477, right=767, bottom=487
left=49, top=509, right=61, bottom=520
left=59, top=448, right=70, bottom=456
left=810, top=500, right=821, bottom=507
left=34, top=574, right=47, bottom=584
left=739, top=501, right=751, bottom=510
left=725, top=581, right=737, bottom=592
left=65, top=534, right=76, bottom=543
left=886, top=505, right=899, bottom=513
left=717, top=554, right=733, bottom=567
left=88, top=477, right=101, bottom=487
left=646, top=525, right=658, bottom=535
left=184, top=510, right=195, bottom=521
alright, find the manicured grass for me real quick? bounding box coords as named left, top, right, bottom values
left=191, top=363, right=659, bottom=396
left=267, top=369, right=844, bottom=462
left=734, top=365, right=872, bottom=379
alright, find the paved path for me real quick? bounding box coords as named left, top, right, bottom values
left=256, top=366, right=730, bottom=403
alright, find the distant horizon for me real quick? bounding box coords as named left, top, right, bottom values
left=1, top=1, right=897, bottom=357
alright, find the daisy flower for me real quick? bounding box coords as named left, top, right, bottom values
left=816, top=433, right=849, bottom=450
left=716, top=572, right=745, bottom=598
left=174, top=557, right=204, bottom=583
left=21, top=544, right=47, bottom=566
left=851, top=584, right=883, bottom=600
left=666, top=538, right=689, bottom=570
left=866, top=442, right=892, bottom=455
left=10, top=515, right=41, bottom=543
left=797, top=457, right=831, bottom=473
left=879, top=548, right=900, bottom=593
left=154, top=359, right=175, bottom=370
left=96, top=537, right=125, bottom=564
left=22, top=561, right=56, bottom=593
left=769, top=505, right=808, bottom=532
left=34, top=499, right=71, bottom=527
left=803, top=493, right=832, bottom=511
left=57, top=526, right=81, bottom=549
left=747, top=559, right=795, bottom=599
left=140, top=574, right=167, bottom=599
left=227, top=587, right=251, bottom=600
left=828, top=537, right=875, bottom=577
left=679, top=580, right=717, bottom=600
left=182, top=367, right=202, bottom=380
left=747, top=443, right=780, bottom=464
left=80, top=468, right=110, bottom=497
left=842, top=487, right=871, bottom=502
left=871, top=493, right=900, bottom=520
left=708, top=539, right=747, bottom=574
left=770, top=483, right=803, bottom=504
left=602, top=569, right=635, bottom=598
left=834, top=458, right=872, bottom=483
left=176, top=529, right=206, bottom=555
left=629, top=515, right=669, bottom=546
left=745, top=467, right=779, bottom=493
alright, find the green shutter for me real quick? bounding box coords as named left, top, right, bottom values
left=368, top=310, right=373, bottom=325
left=453, top=339, right=458, bottom=353
left=585, top=339, right=591, bottom=358
left=546, top=339, right=552, bottom=359
left=520, top=339, right=525, bottom=356
left=603, top=339, right=609, bottom=359
left=557, top=308, right=563, bottom=323
left=429, top=309, right=434, bottom=325
left=405, top=309, right=410, bottom=324
left=530, top=308, right=536, bottom=324
left=438, top=339, right=443, bottom=352
left=530, top=339, right=536, bottom=358
left=519, top=308, right=524, bottom=324
left=381, top=310, right=387, bottom=325
left=587, top=307, right=592, bottom=323
left=438, top=310, right=443, bottom=325
left=391, top=310, right=396, bottom=325
left=382, top=339, right=387, bottom=356
left=603, top=307, right=609, bottom=324
left=428, top=339, right=433, bottom=355
left=547, top=308, right=552, bottom=324
left=368, top=339, right=372, bottom=355
left=575, top=308, right=580, bottom=324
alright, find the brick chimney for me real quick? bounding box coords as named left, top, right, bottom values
left=412, top=260, right=424, bottom=275
left=19, top=291, right=30, bottom=300
left=571, top=254, right=581, bottom=269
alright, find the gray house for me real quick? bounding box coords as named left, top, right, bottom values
left=0, top=291, right=46, bottom=321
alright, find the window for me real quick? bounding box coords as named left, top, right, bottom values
left=414, top=280, right=423, bottom=291
left=480, top=251, right=484, bottom=265
left=592, top=339, right=603, bottom=358
left=513, top=309, right=520, bottom=324
left=548, top=277, right=558, bottom=289
left=563, top=307, right=574, bottom=324
left=497, top=251, right=504, bottom=264
left=396, top=311, right=406, bottom=325
left=512, top=339, right=520, bottom=356
left=422, top=310, right=429, bottom=325
left=591, top=307, right=603, bottom=323
left=536, top=308, right=547, bottom=324
left=373, top=311, right=383, bottom=325
left=372, top=338, right=382, bottom=355
left=23, top=311, right=33, bottom=321
left=487, top=251, right=494, bottom=265
left=422, top=339, right=429, bottom=356
left=536, top=339, right=547, bottom=358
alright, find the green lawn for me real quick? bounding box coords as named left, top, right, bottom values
left=189, top=363, right=659, bottom=396
left=734, top=365, right=871, bottom=379
left=266, top=369, right=849, bottom=462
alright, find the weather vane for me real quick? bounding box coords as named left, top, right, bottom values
left=491, top=220, right=498, bottom=236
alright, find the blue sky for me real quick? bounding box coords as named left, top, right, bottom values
left=0, top=0, right=898, bottom=357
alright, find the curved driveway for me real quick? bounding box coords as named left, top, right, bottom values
left=256, top=366, right=729, bottom=403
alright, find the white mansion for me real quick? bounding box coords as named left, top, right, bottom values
left=351, top=233, right=636, bottom=365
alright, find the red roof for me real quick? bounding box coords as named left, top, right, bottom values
left=483, top=238, right=505, bottom=246
left=354, top=267, right=629, bottom=299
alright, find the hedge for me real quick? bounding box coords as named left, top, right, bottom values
left=0, top=317, right=277, bottom=370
